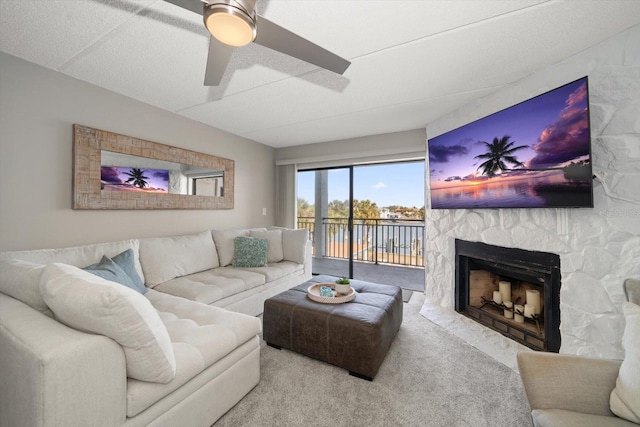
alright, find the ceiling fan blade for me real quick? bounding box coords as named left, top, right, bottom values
left=254, top=16, right=350, bottom=75
left=162, top=0, right=204, bottom=16
left=204, top=36, right=234, bottom=86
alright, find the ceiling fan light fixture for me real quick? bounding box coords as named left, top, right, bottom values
left=204, top=1, right=256, bottom=47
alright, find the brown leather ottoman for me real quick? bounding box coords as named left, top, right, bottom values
left=263, top=275, right=403, bottom=380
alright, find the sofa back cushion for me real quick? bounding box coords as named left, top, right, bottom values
left=212, top=229, right=249, bottom=267
left=282, top=228, right=309, bottom=264
left=0, top=239, right=144, bottom=284
left=139, top=231, right=219, bottom=287
left=40, top=263, right=177, bottom=383
left=249, top=229, right=283, bottom=263
left=0, top=259, right=53, bottom=317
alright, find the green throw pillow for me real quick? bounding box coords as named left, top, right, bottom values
left=83, top=253, right=147, bottom=294
left=232, top=236, right=268, bottom=268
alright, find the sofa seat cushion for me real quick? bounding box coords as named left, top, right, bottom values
left=152, top=268, right=265, bottom=305
left=531, top=409, right=638, bottom=427
left=127, top=290, right=261, bottom=417
left=237, top=261, right=303, bottom=282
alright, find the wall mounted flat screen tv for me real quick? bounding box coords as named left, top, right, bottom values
left=428, top=77, right=593, bottom=209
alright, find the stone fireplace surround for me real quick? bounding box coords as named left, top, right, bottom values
left=423, top=26, right=639, bottom=360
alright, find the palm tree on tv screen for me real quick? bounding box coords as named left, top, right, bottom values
left=124, top=168, right=150, bottom=189
left=474, top=135, right=528, bottom=177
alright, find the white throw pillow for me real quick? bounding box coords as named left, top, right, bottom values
left=0, top=259, right=52, bottom=317
left=40, top=263, right=177, bottom=384
left=610, top=301, right=640, bottom=423
left=282, top=228, right=309, bottom=264
left=250, top=229, right=284, bottom=263
left=139, top=231, right=219, bottom=287
left=212, top=229, right=250, bottom=267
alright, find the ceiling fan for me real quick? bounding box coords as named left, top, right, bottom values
left=163, top=0, right=351, bottom=86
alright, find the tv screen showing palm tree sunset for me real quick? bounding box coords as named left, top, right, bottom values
left=428, top=77, right=593, bottom=209
left=101, top=166, right=169, bottom=193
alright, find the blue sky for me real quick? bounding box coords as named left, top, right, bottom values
left=298, top=161, right=425, bottom=208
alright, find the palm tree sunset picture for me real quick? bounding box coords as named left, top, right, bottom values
left=101, top=166, right=169, bottom=193
left=428, top=77, right=593, bottom=209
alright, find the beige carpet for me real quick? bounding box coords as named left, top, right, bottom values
left=214, top=293, right=532, bottom=427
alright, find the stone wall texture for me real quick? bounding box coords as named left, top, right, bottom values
left=424, top=25, right=640, bottom=359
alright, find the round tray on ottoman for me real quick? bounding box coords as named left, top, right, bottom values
left=307, top=283, right=356, bottom=304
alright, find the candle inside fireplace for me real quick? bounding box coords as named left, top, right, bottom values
left=524, top=304, right=535, bottom=318
left=526, top=289, right=541, bottom=314
left=499, top=281, right=512, bottom=303
left=493, top=290, right=502, bottom=304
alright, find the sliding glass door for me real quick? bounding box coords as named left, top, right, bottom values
left=297, top=167, right=352, bottom=278
left=297, top=160, right=425, bottom=290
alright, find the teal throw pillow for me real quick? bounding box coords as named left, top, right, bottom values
left=111, top=249, right=146, bottom=294
left=232, top=236, right=268, bottom=268
left=83, top=254, right=146, bottom=294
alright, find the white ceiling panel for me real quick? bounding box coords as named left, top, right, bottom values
left=240, top=86, right=502, bottom=147
left=1, top=0, right=639, bottom=148
left=0, top=0, right=154, bottom=69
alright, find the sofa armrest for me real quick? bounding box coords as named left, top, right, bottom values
left=0, top=293, right=127, bottom=427
left=517, top=351, right=622, bottom=417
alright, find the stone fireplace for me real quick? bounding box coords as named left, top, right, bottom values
left=422, top=26, right=638, bottom=359
left=454, top=239, right=561, bottom=352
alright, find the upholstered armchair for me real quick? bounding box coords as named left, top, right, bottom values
left=517, top=279, right=640, bottom=427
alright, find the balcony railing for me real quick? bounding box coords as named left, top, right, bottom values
left=297, top=217, right=424, bottom=268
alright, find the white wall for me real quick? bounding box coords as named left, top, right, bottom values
left=0, top=53, right=275, bottom=251
left=425, top=25, right=640, bottom=358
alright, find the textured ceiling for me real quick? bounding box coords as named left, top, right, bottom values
left=1, top=0, right=639, bottom=148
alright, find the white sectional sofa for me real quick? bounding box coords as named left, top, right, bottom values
left=0, top=227, right=311, bottom=427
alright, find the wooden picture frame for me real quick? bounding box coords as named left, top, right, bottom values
left=73, top=124, right=234, bottom=209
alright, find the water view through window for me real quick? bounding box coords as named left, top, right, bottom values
left=297, top=161, right=425, bottom=283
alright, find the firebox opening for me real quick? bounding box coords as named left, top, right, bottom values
left=455, top=239, right=561, bottom=352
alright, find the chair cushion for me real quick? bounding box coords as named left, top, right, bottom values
left=610, top=301, right=640, bottom=423
left=531, top=409, right=638, bottom=427
left=139, top=231, right=219, bottom=287
left=624, top=279, right=640, bottom=306
left=40, top=263, right=176, bottom=383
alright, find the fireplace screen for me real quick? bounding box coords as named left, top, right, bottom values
left=455, top=239, right=561, bottom=352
